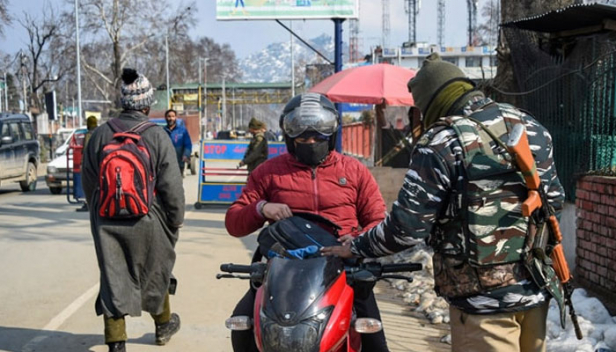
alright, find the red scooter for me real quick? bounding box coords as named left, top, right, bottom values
left=218, top=255, right=421, bottom=351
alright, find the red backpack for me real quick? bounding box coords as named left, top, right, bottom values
left=98, top=119, right=156, bottom=219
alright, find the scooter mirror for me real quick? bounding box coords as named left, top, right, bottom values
left=225, top=316, right=253, bottom=331
left=354, top=318, right=383, bottom=334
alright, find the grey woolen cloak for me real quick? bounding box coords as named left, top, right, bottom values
left=82, top=110, right=185, bottom=318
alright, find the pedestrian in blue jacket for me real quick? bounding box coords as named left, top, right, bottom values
left=164, top=109, right=192, bottom=176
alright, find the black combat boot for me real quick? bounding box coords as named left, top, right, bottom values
left=155, top=313, right=181, bottom=345
left=107, top=341, right=126, bottom=352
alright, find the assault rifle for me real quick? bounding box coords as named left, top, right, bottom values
left=506, top=123, right=583, bottom=340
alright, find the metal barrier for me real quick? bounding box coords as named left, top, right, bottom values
left=194, top=140, right=287, bottom=208
left=342, top=122, right=373, bottom=160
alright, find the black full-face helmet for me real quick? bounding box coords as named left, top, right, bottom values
left=279, top=93, right=339, bottom=155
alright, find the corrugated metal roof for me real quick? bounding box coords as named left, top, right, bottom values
left=501, top=2, right=616, bottom=33
left=170, top=82, right=293, bottom=90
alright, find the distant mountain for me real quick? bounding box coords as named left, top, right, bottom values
left=239, top=34, right=345, bottom=83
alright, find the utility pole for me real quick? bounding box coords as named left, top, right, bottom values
left=290, top=21, right=295, bottom=97
left=75, top=0, right=83, bottom=127
left=405, top=0, right=420, bottom=44
left=198, top=59, right=202, bottom=139
left=437, top=0, right=446, bottom=47
left=20, top=51, right=28, bottom=115
left=165, top=34, right=170, bottom=109
left=198, top=57, right=208, bottom=140
left=467, top=0, right=478, bottom=46
left=3, top=72, right=7, bottom=111
left=222, top=76, right=226, bottom=130
left=382, top=0, right=390, bottom=48
left=232, top=88, right=236, bottom=130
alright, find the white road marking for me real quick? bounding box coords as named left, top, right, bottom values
left=21, top=283, right=99, bottom=352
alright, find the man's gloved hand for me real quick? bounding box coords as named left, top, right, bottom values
left=237, top=160, right=245, bottom=169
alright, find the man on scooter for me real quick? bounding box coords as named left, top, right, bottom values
left=225, top=93, right=390, bottom=352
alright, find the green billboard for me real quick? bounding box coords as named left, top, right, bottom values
left=216, top=0, right=359, bottom=20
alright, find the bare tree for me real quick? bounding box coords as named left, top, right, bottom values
left=0, top=0, right=10, bottom=36
left=16, top=3, right=69, bottom=115
left=78, top=0, right=197, bottom=110
left=476, top=0, right=500, bottom=47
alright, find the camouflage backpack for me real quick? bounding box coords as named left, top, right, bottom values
left=440, top=103, right=529, bottom=266
left=424, top=103, right=536, bottom=299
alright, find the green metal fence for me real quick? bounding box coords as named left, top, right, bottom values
left=503, top=29, right=616, bottom=201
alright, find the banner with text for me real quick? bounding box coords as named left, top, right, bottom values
left=216, top=0, right=359, bottom=20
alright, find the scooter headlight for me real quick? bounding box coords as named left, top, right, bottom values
left=260, top=306, right=334, bottom=352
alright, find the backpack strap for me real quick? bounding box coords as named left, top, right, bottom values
left=130, top=121, right=156, bottom=134
left=108, top=118, right=156, bottom=134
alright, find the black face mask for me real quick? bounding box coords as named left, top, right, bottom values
left=294, top=140, right=330, bottom=167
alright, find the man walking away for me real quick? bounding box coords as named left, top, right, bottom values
left=82, top=68, right=185, bottom=352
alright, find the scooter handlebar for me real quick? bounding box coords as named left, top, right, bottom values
left=220, top=263, right=254, bottom=274
left=381, top=263, right=423, bottom=273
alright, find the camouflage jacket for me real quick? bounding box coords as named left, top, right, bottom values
left=351, top=97, right=565, bottom=314
left=243, top=132, right=268, bottom=173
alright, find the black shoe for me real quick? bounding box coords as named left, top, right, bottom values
left=155, top=313, right=181, bottom=345
left=76, top=204, right=89, bottom=212
left=107, top=341, right=126, bottom=352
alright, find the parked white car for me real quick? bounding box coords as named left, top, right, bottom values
left=54, top=127, right=87, bottom=158
left=46, top=128, right=87, bottom=194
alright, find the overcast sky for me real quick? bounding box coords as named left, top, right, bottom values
left=0, top=0, right=489, bottom=60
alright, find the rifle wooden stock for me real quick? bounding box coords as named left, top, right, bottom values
left=549, top=215, right=572, bottom=283
left=507, top=124, right=573, bottom=283
left=507, top=127, right=541, bottom=190
left=522, top=190, right=541, bottom=217
left=507, top=124, right=580, bottom=338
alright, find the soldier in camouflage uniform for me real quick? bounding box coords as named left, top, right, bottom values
left=239, top=117, right=268, bottom=174
left=322, top=53, right=565, bottom=352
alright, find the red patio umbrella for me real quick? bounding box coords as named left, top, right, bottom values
left=309, top=63, right=416, bottom=106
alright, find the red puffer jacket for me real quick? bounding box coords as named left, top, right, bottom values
left=225, top=151, right=386, bottom=237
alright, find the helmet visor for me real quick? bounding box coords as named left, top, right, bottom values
left=283, top=105, right=338, bottom=138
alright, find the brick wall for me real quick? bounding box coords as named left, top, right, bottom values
left=575, top=176, right=616, bottom=313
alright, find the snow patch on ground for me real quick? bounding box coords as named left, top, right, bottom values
left=381, top=244, right=616, bottom=351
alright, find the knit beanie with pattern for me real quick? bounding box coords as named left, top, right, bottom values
left=120, top=68, right=154, bottom=111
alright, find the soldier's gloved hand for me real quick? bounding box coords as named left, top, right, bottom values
left=262, top=202, right=293, bottom=221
